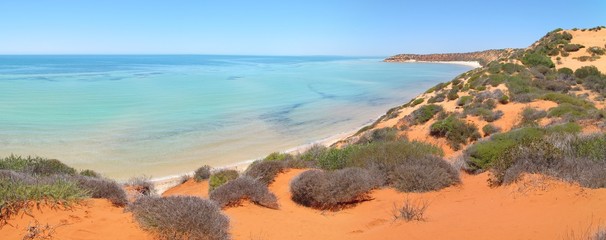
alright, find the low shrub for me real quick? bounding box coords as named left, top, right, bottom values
left=410, top=98, right=424, bottom=107
left=447, top=88, right=459, bottom=100
left=356, top=127, right=399, bottom=144
left=521, top=52, right=555, bottom=68
left=563, top=44, right=584, bottom=52
left=263, top=152, right=293, bottom=161
left=0, top=155, right=77, bottom=176
left=1, top=173, right=89, bottom=222
left=76, top=176, right=128, bottom=206
left=425, top=82, right=447, bottom=94
left=209, top=169, right=239, bottom=192
left=129, top=196, right=230, bottom=240
left=392, top=198, right=429, bottom=222
left=428, top=92, right=446, bottom=103
left=244, top=160, right=286, bottom=185
left=587, top=46, right=606, bottom=56
left=209, top=176, right=278, bottom=209
left=315, top=145, right=360, bottom=170
left=79, top=169, right=101, bottom=178
left=194, top=165, right=211, bottom=182
left=290, top=168, right=376, bottom=210
left=575, top=66, right=601, bottom=79
left=456, top=96, right=473, bottom=106
left=409, top=105, right=443, bottom=124
left=490, top=133, right=606, bottom=187
left=498, top=95, right=510, bottom=104
left=126, top=176, right=155, bottom=196
left=482, top=124, right=501, bottom=136
left=520, top=107, right=547, bottom=126
left=390, top=155, right=460, bottom=192
left=430, top=115, right=481, bottom=150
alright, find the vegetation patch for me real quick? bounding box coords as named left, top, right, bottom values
left=244, top=160, right=286, bottom=185
left=209, top=176, right=278, bottom=209
left=194, top=165, right=211, bottom=182
left=290, top=168, right=376, bottom=210
left=129, top=196, right=230, bottom=240
left=209, top=169, right=239, bottom=192
left=408, top=104, right=444, bottom=124
left=430, top=115, right=480, bottom=150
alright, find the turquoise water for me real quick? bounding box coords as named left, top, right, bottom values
left=0, top=55, right=472, bottom=179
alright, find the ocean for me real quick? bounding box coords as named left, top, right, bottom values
left=0, top=55, right=472, bottom=179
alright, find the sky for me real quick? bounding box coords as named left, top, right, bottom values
left=0, top=0, right=605, bottom=56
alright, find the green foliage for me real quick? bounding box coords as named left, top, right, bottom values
left=505, top=75, right=541, bottom=102
left=557, top=67, right=574, bottom=75
left=208, top=169, right=239, bottom=192
left=541, top=92, right=594, bottom=108
left=520, top=107, right=547, bottom=126
left=587, top=46, right=606, bottom=56
left=457, top=96, right=473, bottom=106
left=425, top=82, right=447, bottom=94
left=498, top=95, right=510, bottom=104
left=482, top=124, right=501, bottom=136
left=563, top=44, right=584, bottom=52
left=263, top=152, right=292, bottom=161
left=357, top=127, right=399, bottom=144
left=430, top=115, right=480, bottom=150
left=574, top=66, right=601, bottom=79
left=316, top=146, right=360, bottom=170
left=464, top=123, right=582, bottom=172
left=428, top=92, right=446, bottom=103
left=521, top=52, right=555, bottom=68
left=410, top=104, right=444, bottom=124
left=410, top=98, right=424, bottom=107
left=501, top=63, right=524, bottom=74
left=0, top=155, right=77, bottom=176
left=447, top=88, right=459, bottom=101
left=79, top=169, right=101, bottom=178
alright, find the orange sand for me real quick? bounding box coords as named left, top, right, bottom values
left=224, top=169, right=606, bottom=240
left=554, top=29, right=606, bottom=72
left=0, top=199, right=150, bottom=240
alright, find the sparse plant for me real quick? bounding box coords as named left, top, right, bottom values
left=244, top=160, right=286, bottom=185
left=126, top=176, right=155, bottom=196
left=194, top=165, right=212, bottom=182
left=209, top=176, right=278, bottom=209
left=392, top=198, right=429, bottom=222
left=128, top=196, right=230, bottom=240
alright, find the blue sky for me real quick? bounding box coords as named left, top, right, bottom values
left=0, top=0, right=604, bottom=56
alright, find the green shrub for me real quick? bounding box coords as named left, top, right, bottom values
left=541, top=92, right=594, bottom=108
left=263, top=152, right=292, bottom=161
left=563, top=44, right=584, bottom=52
left=457, top=96, right=473, bottom=106
left=574, top=66, right=601, bottom=79
left=502, top=63, right=524, bottom=74
left=210, top=176, right=278, bottom=209
left=505, top=76, right=541, bottom=102
left=447, top=88, right=459, bottom=100
left=520, top=107, right=547, bottom=126
left=425, top=82, right=447, bottom=94
left=316, top=146, right=361, bottom=170
left=357, top=127, right=399, bottom=144
left=521, top=52, right=555, bottom=68
left=428, top=92, right=446, bottom=103
left=1, top=172, right=89, bottom=222
left=290, top=168, right=376, bottom=210
left=194, top=165, right=211, bottom=182
left=129, top=196, right=230, bottom=240
left=409, top=104, right=444, bottom=124
left=482, top=124, right=501, bottom=136
left=410, top=98, right=424, bottom=107
left=498, top=95, right=510, bottom=104
left=79, top=169, right=101, bottom=178
left=587, top=46, right=606, bottom=55
left=430, top=115, right=480, bottom=150
left=490, top=133, right=606, bottom=187
left=208, top=169, right=239, bottom=192
left=0, top=155, right=77, bottom=176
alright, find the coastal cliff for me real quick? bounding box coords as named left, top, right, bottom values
left=384, top=49, right=516, bottom=66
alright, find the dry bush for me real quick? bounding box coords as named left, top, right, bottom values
left=75, top=176, right=128, bottom=206
left=290, top=168, right=376, bottom=210
left=128, top=196, right=230, bottom=240
left=209, top=176, right=278, bottom=209
left=244, top=160, right=286, bottom=185
left=390, top=156, right=460, bottom=192
left=194, top=165, right=212, bottom=182
left=126, top=176, right=155, bottom=196
left=392, top=197, right=429, bottom=222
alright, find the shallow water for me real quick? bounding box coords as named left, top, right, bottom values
left=0, top=55, right=472, bottom=179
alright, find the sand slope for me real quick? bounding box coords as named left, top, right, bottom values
left=161, top=169, right=606, bottom=240
left=0, top=199, right=150, bottom=240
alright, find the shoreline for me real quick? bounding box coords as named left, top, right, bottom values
left=394, top=60, right=482, bottom=68
left=151, top=119, right=376, bottom=194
